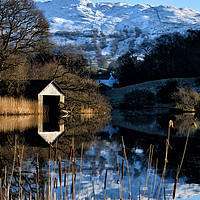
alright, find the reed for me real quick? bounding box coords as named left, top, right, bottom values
left=0, top=96, right=38, bottom=115
left=36, top=153, right=39, bottom=199
left=156, top=120, right=173, bottom=200
left=172, top=122, right=197, bottom=199
left=104, top=168, right=108, bottom=200
left=150, top=158, right=158, bottom=200
left=142, top=144, right=154, bottom=199
left=116, top=150, right=121, bottom=199
left=142, top=144, right=154, bottom=200
left=0, top=120, right=195, bottom=200
left=121, top=136, right=131, bottom=200
left=121, top=153, right=125, bottom=199
left=78, top=143, right=83, bottom=200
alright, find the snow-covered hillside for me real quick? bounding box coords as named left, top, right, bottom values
left=35, top=0, right=200, bottom=66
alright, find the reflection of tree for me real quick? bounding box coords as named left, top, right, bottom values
left=173, top=113, right=200, bottom=135
left=110, top=125, right=200, bottom=184
left=125, top=111, right=156, bottom=126
left=56, top=114, right=111, bottom=156
left=0, top=113, right=111, bottom=197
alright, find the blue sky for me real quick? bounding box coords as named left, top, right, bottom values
left=91, top=0, right=200, bottom=12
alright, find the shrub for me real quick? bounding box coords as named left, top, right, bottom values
left=171, top=86, right=200, bottom=111
left=156, top=80, right=179, bottom=103
left=124, top=89, right=156, bottom=109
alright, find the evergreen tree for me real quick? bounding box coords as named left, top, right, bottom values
left=117, top=51, right=139, bottom=86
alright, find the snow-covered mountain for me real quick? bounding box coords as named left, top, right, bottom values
left=35, top=0, right=200, bottom=67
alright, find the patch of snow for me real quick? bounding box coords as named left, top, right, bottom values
left=35, top=0, right=200, bottom=65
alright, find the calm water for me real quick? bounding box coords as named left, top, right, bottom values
left=0, top=109, right=200, bottom=199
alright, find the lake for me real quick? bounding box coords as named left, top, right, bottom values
left=0, top=109, right=200, bottom=199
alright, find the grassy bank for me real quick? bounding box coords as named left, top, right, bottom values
left=0, top=96, right=38, bottom=115
left=104, top=77, right=198, bottom=108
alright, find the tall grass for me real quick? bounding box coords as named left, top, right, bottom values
left=0, top=96, right=38, bottom=115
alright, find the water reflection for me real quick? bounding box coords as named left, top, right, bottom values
left=0, top=110, right=200, bottom=199
left=173, top=113, right=200, bottom=135
left=38, top=114, right=64, bottom=144
left=0, top=113, right=111, bottom=198
left=0, top=115, right=38, bottom=132
left=112, top=109, right=200, bottom=137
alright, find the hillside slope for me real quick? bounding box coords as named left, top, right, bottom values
left=104, top=78, right=198, bottom=107
left=35, top=0, right=200, bottom=65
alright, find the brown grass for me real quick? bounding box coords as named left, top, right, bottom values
left=0, top=96, right=38, bottom=115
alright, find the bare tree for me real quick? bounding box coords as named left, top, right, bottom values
left=56, top=51, right=89, bottom=77
left=0, top=0, right=51, bottom=71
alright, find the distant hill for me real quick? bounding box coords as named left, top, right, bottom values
left=35, top=0, right=200, bottom=67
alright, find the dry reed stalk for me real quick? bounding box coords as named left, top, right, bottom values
left=49, top=144, right=51, bottom=160
left=92, top=180, right=96, bottom=200
left=53, top=177, right=58, bottom=200
left=71, top=137, right=76, bottom=200
left=150, top=158, right=158, bottom=200
left=173, top=178, right=178, bottom=200
left=36, top=154, right=39, bottom=199
left=48, top=159, right=51, bottom=200
left=121, top=153, right=124, bottom=199
left=142, top=144, right=154, bottom=200
left=44, top=183, right=46, bottom=200
left=78, top=143, right=84, bottom=200
left=64, top=161, right=67, bottom=200
left=156, top=120, right=173, bottom=200
left=63, top=191, right=66, bottom=200
left=59, top=158, right=62, bottom=187
left=18, top=145, right=24, bottom=200
left=104, top=168, right=108, bottom=200
left=71, top=146, right=76, bottom=200
left=63, top=162, right=67, bottom=199
left=139, top=186, right=141, bottom=200
left=121, top=136, right=131, bottom=200
left=172, top=123, right=196, bottom=199
left=116, top=149, right=121, bottom=199
left=4, top=166, right=7, bottom=191
left=9, top=135, right=17, bottom=188
left=142, top=144, right=154, bottom=199
left=149, top=162, right=155, bottom=199
left=167, top=185, right=174, bottom=200
left=52, top=141, right=58, bottom=200
left=18, top=147, right=20, bottom=166
left=37, top=154, right=39, bottom=183
left=54, top=142, right=58, bottom=164
left=67, top=146, right=73, bottom=199
left=0, top=96, right=38, bottom=115
left=59, top=157, right=62, bottom=200
left=7, top=185, right=9, bottom=200
left=64, top=171, right=67, bottom=188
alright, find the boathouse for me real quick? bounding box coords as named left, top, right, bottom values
left=0, top=80, right=66, bottom=144
left=37, top=80, right=65, bottom=114
left=35, top=80, right=65, bottom=143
